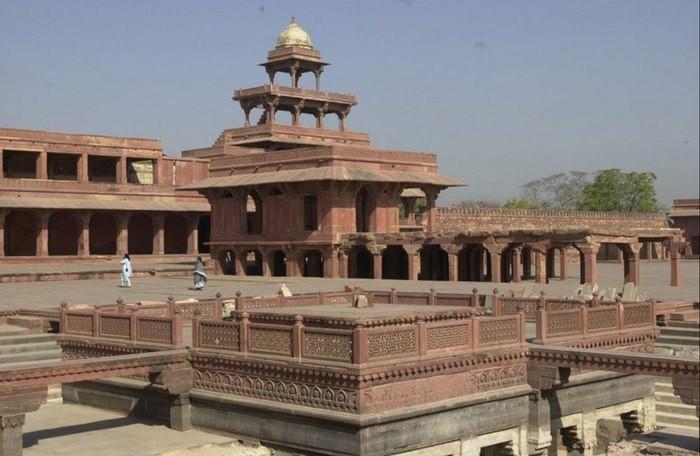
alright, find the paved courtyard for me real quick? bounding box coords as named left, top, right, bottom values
left=0, top=259, right=697, bottom=311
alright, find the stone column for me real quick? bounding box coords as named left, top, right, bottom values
left=187, top=216, right=199, bottom=255
left=559, top=247, right=568, bottom=280
left=118, top=156, right=128, bottom=184
left=235, top=250, right=247, bottom=276
left=424, top=189, right=438, bottom=233
left=670, top=243, right=681, bottom=287
left=0, top=386, right=46, bottom=456
left=152, top=214, right=165, bottom=255
left=37, top=212, right=50, bottom=256
left=338, top=249, right=348, bottom=279
left=372, top=248, right=383, bottom=280
left=623, top=242, right=641, bottom=285
left=78, top=212, right=90, bottom=257
left=577, top=243, right=600, bottom=285
left=534, top=251, right=547, bottom=284
left=79, top=152, right=89, bottom=182
left=313, top=68, right=323, bottom=90
left=116, top=214, right=129, bottom=255
left=522, top=249, right=532, bottom=280
left=327, top=248, right=340, bottom=279
left=37, top=151, right=48, bottom=179
left=527, top=392, right=552, bottom=456
left=406, top=245, right=421, bottom=281
left=512, top=247, right=522, bottom=283
left=261, top=251, right=271, bottom=277
left=447, top=250, right=459, bottom=282
left=485, top=244, right=504, bottom=283
left=169, top=394, right=192, bottom=431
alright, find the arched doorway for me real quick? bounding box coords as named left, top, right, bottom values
left=48, top=212, right=80, bottom=255
left=355, top=187, right=371, bottom=232
left=128, top=214, right=153, bottom=254
left=349, top=246, right=373, bottom=278
left=164, top=214, right=188, bottom=254
left=382, top=245, right=408, bottom=279
left=245, top=250, right=263, bottom=276
left=4, top=211, right=38, bottom=256
left=420, top=245, right=448, bottom=281
left=246, top=191, right=263, bottom=235
left=197, top=216, right=211, bottom=253
left=303, top=250, right=324, bottom=277
left=89, top=213, right=117, bottom=255
left=272, top=250, right=287, bottom=276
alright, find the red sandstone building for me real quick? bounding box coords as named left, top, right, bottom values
left=669, top=198, right=700, bottom=257
left=183, top=19, right=685, bottom=287
left=0, top=128, right=210, bottom=259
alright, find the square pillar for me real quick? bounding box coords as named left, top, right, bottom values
left=262, top=252, right=271, bottom=277
left=116, top=214, right=128, bottom=255
left=78, top=212, right=90, bottom=257
left=325, top=248, right=339, bottom=278
left=37, top=212, right=50, bottom=256
left=512, top=247, right=522, bottom=283
left=577, top=243, right=600, bottom=285
left=534, top=251, right=547, bottom=284
left=36, top=151, right=48, bottom=179
left=623, top=244, right=641, bottom=285
left=373, top=253, right=383, bottom=280
left=670, top=247, right=681, bottom=287
left=79, top=153, right=89, bottom=182
left=169, top=394, right=192, bottom=431
left=559, top=247, right=568, bottom=280
left=235, top=250, right=247, bottom=276
left=152, top=214, right=165, bottom=255
left=187, top=216, right=199, bottom=255
left=118, top=156, right=128, bottom=184
left=448, top=252, right=458, bottom=281
left=407, top=247, right=421, bottom=281
left=0, top=210, right=5, bottom=257
left=338, top=250, right=348, bottom=278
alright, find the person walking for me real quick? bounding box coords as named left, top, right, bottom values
left=120, top=253, right=132, bottom=288
left=193, top=256, right=207, bottom=290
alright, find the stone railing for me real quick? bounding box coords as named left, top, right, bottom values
left=236, top=291, right=356, bottom=311
left=93, top=298, right=221, bottom=320
left=192, top=310, right=525, bottom=364
left=497, top=293, right=619, bottom=320
left=533, top=301, right=656, bottom=344
left=60, top=305, right=184, bottom=346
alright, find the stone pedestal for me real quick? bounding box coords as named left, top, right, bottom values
left=0, top=414, right=25, bottom=456
left=169, top=394, right=192, bottom=431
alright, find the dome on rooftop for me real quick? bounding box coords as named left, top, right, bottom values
left=275, top=18, right=313, bottom=49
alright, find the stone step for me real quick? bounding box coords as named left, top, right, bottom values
left=0, top=323, right=30, bottom=337
left=656, top=402, right=700, bottom=418
left=656, top=335, right=700, bottom=346
left=5, top=315, right=46, bottom=332
left=655, top=412, right=700, bottom=429
left=46, top=384, right=63, bottom=403
left=659, top=326, right=700, bottom=338
left=0, top=332, right=57, bottom=346
left=668, top=320, right=700, bottom=329
left=656, top=392, right=686, bottom=405
left=0, top=341, right=60, bottom=355
left=0, top=348, right=63, bottom=365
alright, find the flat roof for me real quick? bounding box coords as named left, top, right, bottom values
left=0, top=196, right=209, bottom=212
left=250, top=303, right=468, bottom=320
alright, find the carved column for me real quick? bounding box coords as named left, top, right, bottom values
left=623, top=242, right=641, bottom=285
left=118, top=155, right=128, bottom=184
left=371, top=245, right=384, bottom=280
left=78, top=212, right=90, bottom=257
left=559, top=247, right=568, bottom=280
left=313, top=68, right=323, bottom=90
left=327, top=247, right=340, bottom=279
left=261, top=251, right=271, bottom=277
left=116, top=213, right=129, bottom=255
left=405, top=245, right=421, bottom=281
left=527, top=392, right=552, bottom=456
left=445, top=245, right=460, bottom=282
left=234, top=249, right=247, bottom=277
left=484, top=243, right=504, bottom=283
left=577, top=243, right=600, bottom=285
left=316, top=103, right=328, bottom=129
left=0, top=386, right=46, bottom=456
left=0, top=414, right=26, bottom=456
left=338, top=248, right=348, bottom=279
left=187, top=216, right=198, bottom=255
left=512, top=246, right=522, bottom=283
left=423, top=188, right=438, bottom=233
left=37, top=212, right=50, bottom=256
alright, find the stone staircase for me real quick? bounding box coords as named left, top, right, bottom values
left=654, top=311, right=699, bottom=431
left=0, top=322, right=63, bottom=401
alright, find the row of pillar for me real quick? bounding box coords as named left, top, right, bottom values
left=0, top=210, right=200, bottom=257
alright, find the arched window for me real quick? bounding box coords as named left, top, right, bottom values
left=246, top=191, right=263, bottom=235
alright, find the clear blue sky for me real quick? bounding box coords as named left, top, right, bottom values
left=1, top=0, right=698, bottom=206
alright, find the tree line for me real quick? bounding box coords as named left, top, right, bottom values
left=454, top=169, right=661, bottom=213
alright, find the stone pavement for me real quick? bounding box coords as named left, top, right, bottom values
left=23, top=402, right=232, bottom=456
left=0, top=260, right=697, bottom=311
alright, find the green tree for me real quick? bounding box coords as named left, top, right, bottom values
left=502, top=198, right=538, bottom=209
left=577, top=169, right=659, bottom=212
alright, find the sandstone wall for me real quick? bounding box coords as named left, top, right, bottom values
left=435, top=208, right=669, bottom=233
